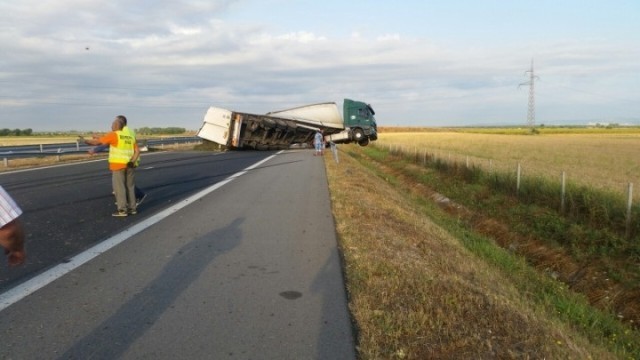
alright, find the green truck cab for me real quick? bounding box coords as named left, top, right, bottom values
left=341, top=98, right=378, bottom=146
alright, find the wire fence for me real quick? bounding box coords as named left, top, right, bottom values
left=379, top=142, right=635, bottom=196
left=375, top=143, right=639, bottom=239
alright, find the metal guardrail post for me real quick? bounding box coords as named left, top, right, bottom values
left=0, top=136, right=202, bottom=165
left=330, top=142, right=339, bottom=164
left=626, top=182, right=633, bottom=239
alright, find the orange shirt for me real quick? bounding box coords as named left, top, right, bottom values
left=99, top=132, right=139, bottom=171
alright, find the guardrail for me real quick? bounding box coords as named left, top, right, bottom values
left=1, top=137, right=202, bottom=167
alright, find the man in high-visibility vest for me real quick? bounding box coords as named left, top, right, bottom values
left=120, top=118, right=146, bottom=204
left=88, top=117, right=147, bottom=206
left=85, top=116, right=140, bottom=217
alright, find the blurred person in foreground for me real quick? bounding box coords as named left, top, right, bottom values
left=0, top=185, right=26, bottom=266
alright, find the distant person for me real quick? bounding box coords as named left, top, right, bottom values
left=313, top=130, right=324, bottom=156
left=0, top=185, right=26, bottom=266
left=84, top=116, right=140, bottom=217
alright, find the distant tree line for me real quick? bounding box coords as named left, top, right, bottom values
left=2, top=127, right=189, bottom=136
left=0, top=128, right=33, bottom=136
left=136, top=127, right=186, bottom=135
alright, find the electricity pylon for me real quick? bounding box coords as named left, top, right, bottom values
left=519, top=59, right=539, bottom=129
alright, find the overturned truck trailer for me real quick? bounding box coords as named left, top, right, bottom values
left=197, top=107, right=320, bottom=150
left=197, top=99, right=377, bottom=150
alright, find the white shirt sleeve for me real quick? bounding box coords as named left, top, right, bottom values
left=0, top=185, right=22, bottom=228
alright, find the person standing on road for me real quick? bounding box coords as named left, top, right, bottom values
left=85, top=117, right=147, bottom=206
left=0, top=185, right=26, bottom=266
left=313, top=130, right=324, bottom=156
left=119, top=116, right=147, bottom=205
left=85, top=116, right=140, bottom=217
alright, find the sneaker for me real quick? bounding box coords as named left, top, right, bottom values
left=112, top=210, right=128, bottom=217
left=136, top=194, right=147, bottom=206
left=129, top=209, right=137, bottom=215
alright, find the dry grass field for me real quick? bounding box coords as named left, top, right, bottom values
left=376, top=131, right=640, bottom=195
left=324, top=129, right=640, bottom=358
left=0, top=136, right=80, bottom=146
left=324, top=147, right=627, bottom=359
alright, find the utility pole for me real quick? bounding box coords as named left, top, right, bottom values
left=519, top=59, right=539, bottom=129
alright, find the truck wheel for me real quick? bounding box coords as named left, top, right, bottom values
left=352, top=128, right=364, bottom=141
left=358, top=138, right=370, bottom=146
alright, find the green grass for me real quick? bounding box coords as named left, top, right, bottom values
left=382, top=143, right=640, bottom=255
left=341, top=145, right=640, bottom=358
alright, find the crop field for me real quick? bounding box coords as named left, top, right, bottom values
left=0, top=136, right=80, bottom=146
left=376, top=130, right=640, bottom=196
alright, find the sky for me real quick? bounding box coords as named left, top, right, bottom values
left=0, top=0, right=639, bottom=132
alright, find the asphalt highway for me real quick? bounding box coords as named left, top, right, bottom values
left=0, top=150, right=355, bottom=359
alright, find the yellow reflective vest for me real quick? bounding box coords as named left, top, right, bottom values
left=108, top=130, right=135, bottom=166
left=122, top=126, right=140, bottom=166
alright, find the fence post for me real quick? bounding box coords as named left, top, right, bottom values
left=516, top=163, right=521, bottom=194
left=3, top=158, right=7, bottom=167
left=561, top=171, right=566, bottom=214
left=40, top=144, right=44, bottom=153
left=330, top=142, right=339, bottom=164
left=626, top=182, right=633, bottom=239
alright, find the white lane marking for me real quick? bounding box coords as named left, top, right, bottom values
left=0, top=152, right=281, bottom=312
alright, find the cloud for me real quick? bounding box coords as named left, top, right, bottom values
left=0, top=0, right=639, bottom=131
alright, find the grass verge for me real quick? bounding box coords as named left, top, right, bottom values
left=324, top=146, right=639, bottom=359
left=374, top=144, right=640, bottom=324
